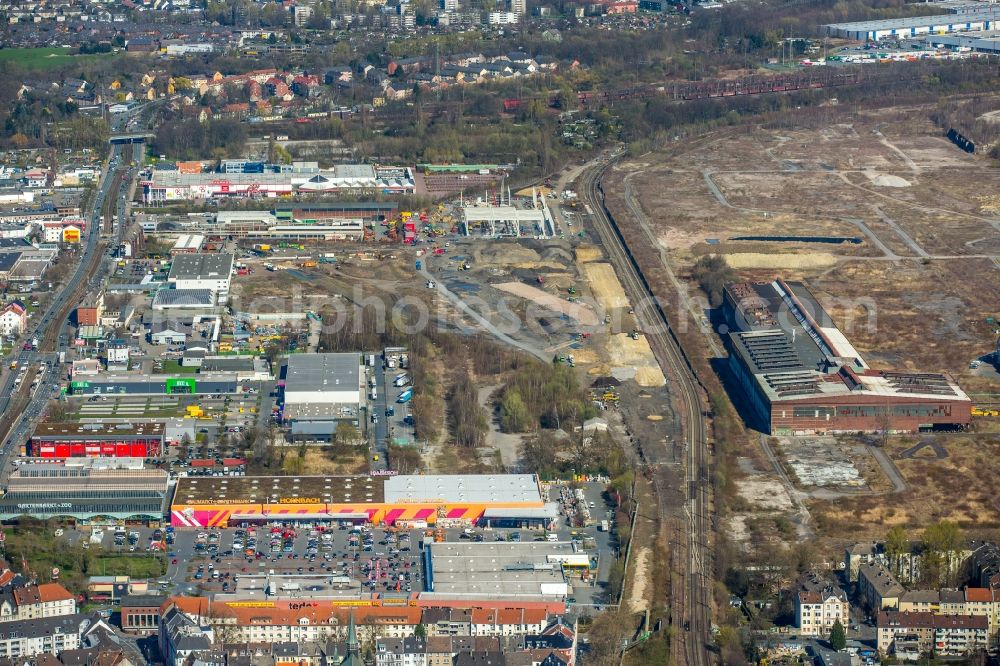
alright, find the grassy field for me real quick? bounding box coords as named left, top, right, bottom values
left=0, top=47, right=108, bottom=70
left=158, top=360, right=198, bottom=374
left=2, top=520, right=165, bottom=593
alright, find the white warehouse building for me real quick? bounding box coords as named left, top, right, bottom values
left=283, top=353, right=364, bottom=440
left=824, top=10, right=997, bottom=41
left=166, top=253, right=234, bottom=305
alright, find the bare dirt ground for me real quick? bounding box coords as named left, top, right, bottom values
left=608, top=102, right=1000, bottom=556
left=493, top=281, right=600, bottom=325
left=811, top=435, right=1000, bottom=537
left=582, top=263, right=630, bottom=310
left=612, top=107, right=1000, bottom=380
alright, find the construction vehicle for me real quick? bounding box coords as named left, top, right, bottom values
left=186, top=405, right=204, bottom=418
left=972, top=407, right=1000, bottom=417
left=252, top=244, right=271, bottom=254
left=300, top=261, right=317, bottom=268
left=602, top=391, right=620, bottom=403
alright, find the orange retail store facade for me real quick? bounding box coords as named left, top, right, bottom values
left=169, top=474, right=557, bottom=529
left=170, top=501, right=540, bottom=528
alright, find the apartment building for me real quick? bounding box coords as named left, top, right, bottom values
left=470, top=609, right=548, bottom=637
left=0, top=614, right=90, bottom=659
left=796, top=584, right=849, bottom=637
left=858, top=561, right=905, bottom=611
left=877, top=611, right=988, bottom=658
left=2, top=583, right=78, bottom=621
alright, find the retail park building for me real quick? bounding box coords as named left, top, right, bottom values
left=170, top=473, right=557, bottom=529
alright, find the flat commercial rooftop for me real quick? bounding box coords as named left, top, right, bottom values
left=283, top=403, right=360, bottom=421
left=427, top=542, right=573, bottom=597
left=824, top=10, right=1000, bottom=31
left=173, top=475, right=387, bottom=505
left=725, top=280, right=970, bottom=404
left=384, top=474, right=543, bottom=505
left=284, top=353, right=361, bottom=397
left=152, top=288, right=214, bottom=308
left=32, top=422, right=165, bottom=439
left=168, top=253, right=234, bottom=281
left=0, top=251, right=21, bottom=272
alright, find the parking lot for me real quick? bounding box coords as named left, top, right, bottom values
left=55, top=480, right=618, bottom=607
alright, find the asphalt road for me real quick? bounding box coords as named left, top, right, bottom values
left=0, top=105, right=150, bottom=470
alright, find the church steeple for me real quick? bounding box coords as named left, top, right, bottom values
left=339, top=609, right=364, bottom=666
left=347, top=610, right=359, bottom=656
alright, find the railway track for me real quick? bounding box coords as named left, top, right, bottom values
left=581, top=154, right=712, bottom=666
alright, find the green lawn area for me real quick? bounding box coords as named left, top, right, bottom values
left=0, top=47, right=110, bottom=70
left=2, top=520, right=165, bottom=594
left=157, top=360, right=198, bottom=374
left=89, top=554, right=166, bottom=579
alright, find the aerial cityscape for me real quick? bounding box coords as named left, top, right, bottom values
left=1, top=0, right=1000, bottom=664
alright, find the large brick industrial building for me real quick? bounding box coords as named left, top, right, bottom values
left=723, top=280, right=971, bottom=435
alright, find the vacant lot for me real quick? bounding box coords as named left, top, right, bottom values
left=608, top=105, right=1000, bottom=380
left=811, top=435, right=1000, bottom=538
left=605, top=102, right=1000, bottom=555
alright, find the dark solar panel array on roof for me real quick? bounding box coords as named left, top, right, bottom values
left=763, top=371, right=822, bottom=397
left=738, top=331, right=804, bottom=372
left=881, top=371, right=958, bottom=396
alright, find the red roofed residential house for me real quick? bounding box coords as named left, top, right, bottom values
left=264, top=78, right=292, bottom=101
left=291, top=75, right=320, bottom=97
left=795, top=579, right=849, bottom=636
left=246, top=80, right=263, bottom=101
left=165, top=597, right=421, bottom=644
left=0, top=302, right=27, bottom=337
left=12, top=583, right=77, bottom=620
left=220, top=103, right=250, bottom=119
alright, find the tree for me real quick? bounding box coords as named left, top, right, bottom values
left=829, top=619, right=846, bottom=651
left=885, top=525, right=909, bottom=559
left=413, top=623, right=426, bottom=638
left=923, top=520, right=962, bottom=554
left=334, top=422, right=360, bottom=447
left=499, top=390, right=530, bottom=432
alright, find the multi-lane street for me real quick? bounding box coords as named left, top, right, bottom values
left=580, top=152, right=714, bottom=666
left=0, top=108, right=147, bottom=468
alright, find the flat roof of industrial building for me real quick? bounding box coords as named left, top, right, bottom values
left=283, top=403, right=360, bottom=420
left=824, top=10, right=1000, bottom=30
left=173, top=475, right=387, bottom=505
left=172, top=234, right=204, bottom=250
left=725, top=280, right=969, bottom=404
left=276, top=202, right=398, bottom=212
left=384, top=474, right=543, bottom=505
left=171, top=473, right=544, bottom=506
left=460, top=205, right=547, bottom=222
left=427, top=541, right=573, bottom=597
left=152, top=288, right=215, bottom=308
left=284, top=353, right=361, bottom=397
left=168, top=253, right=234, bottom=281
left=32, top=422, right=165, bottom=439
